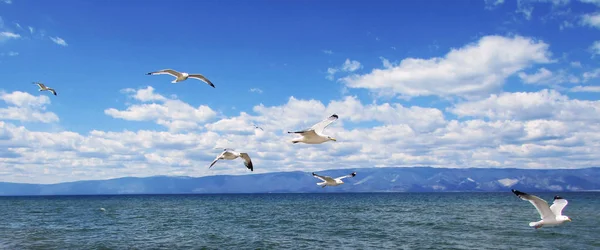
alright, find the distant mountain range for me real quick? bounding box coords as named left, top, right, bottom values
left=1, top=167, right=600, bottom=196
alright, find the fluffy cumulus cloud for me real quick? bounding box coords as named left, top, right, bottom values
left=0, top=91, right=59, bottom=123
left=341, top=35, right=553, bottom=99
left=581, top=12, right=600, bottom=29
left=2, top=81, right=600, bottom=184
left=104, top=86, right=217, bottom=132
left=326, top=58, right=362, bottom=80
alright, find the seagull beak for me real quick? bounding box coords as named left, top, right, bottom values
left=568, top=218, right=572, bottom=222
left=330, top=137, right=337, bottom=141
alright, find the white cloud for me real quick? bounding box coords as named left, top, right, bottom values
left=326, top=58, right=362, bottom=80
left=570, top=61, right=582, bottom=68
left=484, top=0, right=505, bottom=9
left=104, top=86, right=217, bottom=132
left=518, top=68, right=579, bottom=85
left=249, top=88, right=263, bottom=94
left=580, top=0, right=600, bottom=6
left=0, top=91, right=59, bottom=123
left=570, top=86, right=600, bottom=92
left=342, top=35, right=553, bottom=99
left=518, top=68, right=553, bottom=83
left=581, top=12, right=600, bottom=29
left=341, top=58, right=362, bottom=72
left=28, top=26, right=34, bottom=34
left=583, top=68, right=600, bottom=82
left=0, top=31, right=20, bottom=40
left=590, top=41, right=600, bottom=56
left=49, top=36, right=68, bottom=46
left=3, top=87, right=600, bottom=183
left=322, top=50, right=333, bottom=55
left=450, top=89, right=600, bottom=121
left=1, top=0, right=11, bottom=4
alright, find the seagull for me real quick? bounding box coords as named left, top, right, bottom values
left=511, top=189, right=572, bottom=229
left=146, top=69, right=215, bottom=88
left=312, top=172, right=356, bottom=188
left=288, top=114, right=338, bottom=144
left=209, top=148, right=254, bottom=171
left=32, top=82, right=57, bottom=96
left=252, top=124, right=264, bottom=131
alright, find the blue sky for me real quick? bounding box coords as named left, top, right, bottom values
left=0, top=0, right=599, bottom=184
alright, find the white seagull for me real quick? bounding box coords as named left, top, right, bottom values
left=209, top=148, right=254, bottom=171
left=288, top=114, right=338, bottom=144
left=146, top=69, right=215, bottom=88
left=312, top=172, right=356, bottom=188
left=32, top=82, right=57, bottom=96
left=511, top=189, right=572, bottom=229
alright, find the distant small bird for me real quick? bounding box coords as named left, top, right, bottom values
left=288, top=114, right=338, bottom=144
left=312, top=172, right=356, bottom=188
left=253, top=124, right=264, bottom=131
left=146, top=69, right=215, bottom=88
left=99, top=208, right=106, bottom=212
left=32, top=82, right=57, bottom=96
left=511, top=189, right=572, bottom=229
left=209, top=148, right=254, bottom=171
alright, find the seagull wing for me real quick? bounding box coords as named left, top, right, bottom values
left=312, top=173, right=333, bottom=182
left=335, top=172, right=357, bottom=181
left=549, top=196, right=568, bottom=216
left=33, top=82, right=46, bottom=89
left=188, top=74, right=215, bottom=88
left=310, top=114, right=339, bottom=135
left=147, top=69, right=182, bottom=78
left=239, top=153, right=253, bottom=171
left=512, top=189, right=555, bottom=219
left=48, top=88, right=57, bottom=96
left=209, top=152, right=225, bottom=168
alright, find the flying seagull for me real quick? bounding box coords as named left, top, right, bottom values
left=252, top=124, right=264, bottom=131
left=312, top=172, right=356, bottom=188
left=32, top=82, right=57, bottom=96
left=511, top=189, right=572, bottom=229
left=146, top=69, right=215, bottom=88
left=209, top=148, right=254, bottom=171
left=288, top=114, right=338, bottom=144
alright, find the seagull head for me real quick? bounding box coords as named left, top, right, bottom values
left=328, top=136, right=337, bottom=142
left=560, top=216, right=572, bottom=222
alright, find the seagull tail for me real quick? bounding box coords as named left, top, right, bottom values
left=529, top=221, right=542, bottom=228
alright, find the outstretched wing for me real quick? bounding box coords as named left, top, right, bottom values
left=48, top=88, right=57, bottom=96
left=188, top=74, right=215, bottom=88
left=147, top=69, right=182, bottom=78
left=310, top=114, right=338, bottom=135
left=209, top=151, right=226, bottom=168
left=312, top=172, right=333, bottom=182
left=239, top=153, right=253, bottom=171
left=335, top=172, right=357, bottom=181
left=549, top=196, right=568, bottom=216
left=33, top=82, right=46, bottom=89
left=512, top=189, right=555, bottom=220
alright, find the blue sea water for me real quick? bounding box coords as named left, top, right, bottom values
left=0, top=192, right=598, bottom=249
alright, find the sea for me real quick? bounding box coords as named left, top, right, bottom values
left=0, top=192, right=598, bottom=249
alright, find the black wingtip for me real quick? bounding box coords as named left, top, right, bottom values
left=554, top=195, right=564, bottom=200
left=146, top=73, right=152, bottom=75
left=312, top=172, right=316, bottom=176
left=351, top=172, right=357, bottom=177
left=331, top=114, right=339, bottom=118
left=511, top=189, right=526, bottom=196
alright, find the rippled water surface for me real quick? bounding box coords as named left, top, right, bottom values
left=0, top=192, right=598, bottom=249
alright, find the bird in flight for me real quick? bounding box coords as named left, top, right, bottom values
left=146, top=69, right=215, bottom=88
left=32, top=82, right=57, bottom=96
left=511, top=189, right=572, bottom=229
left=312, top=172, right=356, bottom=188
left=209, top=148, right=254, bottom=171
left=288, top=114, right=338, bottom=144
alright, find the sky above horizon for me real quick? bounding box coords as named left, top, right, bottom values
left=0, top=0, right=599, bottom=184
